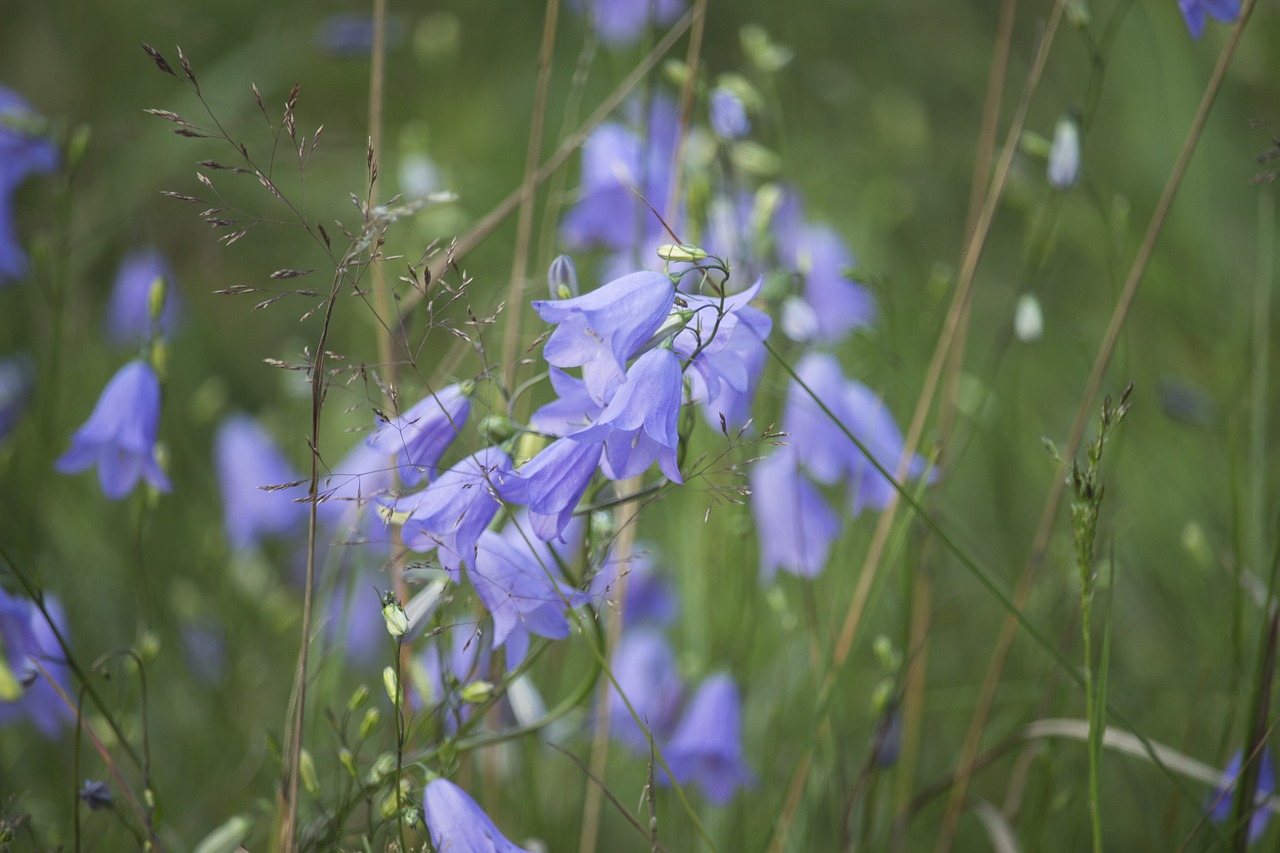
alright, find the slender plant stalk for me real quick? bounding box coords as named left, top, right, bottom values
left=936, top=5, right=1258, bottom=849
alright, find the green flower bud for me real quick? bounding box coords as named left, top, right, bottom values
left=656, top=243, right=709, bottom=263
left=459, top=680, right=495, bottom=704
left=299, top=749, right=319, bottom=796
left=381, top=592, right=409, bottom=638
left=360, top=707, right=382, bottom=740
left=348, top=684, right=370, bottom=713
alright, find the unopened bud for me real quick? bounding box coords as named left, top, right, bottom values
left=383, top=666, right=400, bottom=704
left=367, top=752, right=396, bottom=785
left=1014, top=293, right=1044, bottom=343
left=147, top=275, right=169, bottom=326
left=360, top=707, right=382, bottom=739
left=339, top=748, right=358, bottom=779
left=459, top=680, right=495, bottom=704
left=548, top=254, right=579, bottom=299
left=381, top=592, right=408, bottom=638
left=656, top=243, right=708, bottom=263
left=299, top=749, right=319, bottom=796
left=348, top=684, right=370, bottom=712
left=1047, top=113, right=1081, bottom=190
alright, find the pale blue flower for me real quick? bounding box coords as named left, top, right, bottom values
left=366, top=383, right=470, bottom=486
left=423, top=778, right=534, bottom=853
left=0, top=589, right=71, bottom=738
left=0, top=86, right=57, bottom=284
left=607, top=628, right=684, bottom=751
left=1179, top=0, right=1240, bottom=38
left=214, top=414, right=306, bottom=550
left=750, top=447, right=840, bottom=581
left=663, top=672, right=754, bottom=804
left=106, top=248, right=181, bottom=344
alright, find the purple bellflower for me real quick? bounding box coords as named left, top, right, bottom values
left=214, top=414, right=307, bottom=551
left=569, top=0, right=686, bottom=47
left=710, top=87, right=750, bottom=140
left=0, top=86, right=57, bottom=284
left=1179, top=0, right=1240, bottom=38
left=572, top=347, right=684, bottom=483
left=532, top=270, right=676, bottom=405
left=392, top=447, right=519, bottom=574
left=417, top=626, right=492, bottom=731
left=529, top=368, right=603, bottom=437
left=750, top=447, right=841, bottom=581
left=0, top=589, right=71, bottom=738
left=471, top=527, right=588, bottom=670
left=674, top=279, right=772, bottom=429
left=423, top=778, right=534, bottom=853
left=509, top=436, right=604, bottom=542
left=590, top=545, right=678, bottom=628
left=366, top=383, right=470, bottom=486
left=780, top=225, right=876, bottom=344
left=663, top=672, right=755, bottom=805
left=607, top=628, right=684, bottom=751
left=106, top=248, right=181, bottom=345
left=55, top=360, right=170, bottom=500
left=1209, top=748, right=1276, bottom=843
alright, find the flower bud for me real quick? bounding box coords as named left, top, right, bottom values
left=360, top=707, right=382, bottom=739
left=381, top=592, right=409, bottom=638
left=299, top=749, right=319, bottom=796
left=656, top=243, right=708, bottom=263
left=367, top=752, right=396, bottom=785
left=1014, top=293, right=1044, bottom=343
left=339, top=748, right=358, bottom=779
left=459, top=680, right=495, bottom=705
left=1047, top=113, right=1081, bottom=190
left=348, top=684, right=370, bottom=713
left=547, top=254, right=579, bottom=299
left=383, top=666, right=400, bottom=704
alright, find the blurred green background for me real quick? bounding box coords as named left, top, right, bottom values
left=2, top=0, right=1279, bottom=849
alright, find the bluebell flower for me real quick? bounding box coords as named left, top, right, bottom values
left=572, top=348, right=684, bottom=483
left=590, top=545, right=678, bottom=628
left=663, top=672, right=754, bottom=804
left=366, top=383, right=470, bottom=486
left=548, top=254, right=580, bottom=299
left=528, top=368, right=602, bottom=437
left=417, top=626, right=491, bottom=730
left=1209, top=748, right=1276, bottom=843
left=423, top=778, right=534, bottom=853
left=710, top=87, right=750, bottom=140
left=317, top=439, right=396, bottom=544
left=471, top=528, right=588, bottom=669
left=779, top=225, right=876, bottom=343
left=1047, top=113, right=1081, bottom=190
left=568, top=0, right=686, bottom=48
left=106, top=248, right=181, bottom=345
left=55, top=360, right=170, bottom=500
left=607, top=628, right=684, bottom=751
left=749, top=447, right=840, bottom=581
left=392, top=447, right=519, bottom=574
left=673, top=279, right=772, bottom=429
left=0, top=354, right=32, bottom=446
left=1179, top=0, right=1240, bottom=38
left=0, top=86, right=57, bottom=284
left=508, top=435, right=604, bottom=542
left=78, top=779, right=113, bottom=810
left=0, top=589, right=71, bottom=738
left=532, top=270, right=676, bottom=405
left=214, top=414, right=307, bottom=551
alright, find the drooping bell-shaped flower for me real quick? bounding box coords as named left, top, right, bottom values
left=779, top=225, right=875, bottom=344
left=674, top=279, right=772, bottom=429
left=532, top=271, right=676, bottom=405
left=470, top=528, right=587, bottom=670
left=568, top=0, right=686, bottom=47
left=571, top=347, right=683, bottom=483
left=423, top=778, right=534, bottom=853
left=366, top=383, right=470, bottom=486
left=214, top=414, right=307, bottom=551
left=528, top=368, right=603, bottom=438
left=55, top=360, right=170, bottom=500
left=663, top=672, right=754, bottom=805
left=607, top=628, right=684, bottom=751
left=709, top=87, right=750, bottom=140
left=392, top=447, right=519, bottom=574
left=508, top=435, right=604, bottom=542
left=0, top=86, right=57, bottom=285
left=0, top=589, right=71, bottom=738
left=750, top=447, right=841, bottom=581
left=106, top=248, right=181, bottom=345
left=1179, top=0, right=1240, bottom=39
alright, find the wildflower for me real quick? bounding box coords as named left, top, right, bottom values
left=106, top=248, right=181, bottom=344
left=0, top=589, right=71, bottom=737
left=0, top=86, right=57, bottom=284
left=55, top=360, right=170, bottom=500
left=392, top=447, right=519, bottom=574
left=780, top=225, right=876, bottom=343
left=366, top=383, right=470, bottom=486
left=1179, top=0, right=1240, bottom=39
left=471, top=529, right=588, bottom=669
left=673, top=279, right=772, bottom=429
left=750, top=447, right=841, bottom=581
left=663, top=673, right=754, bottom=804
left=508, top=436, right=603, bottom=541
left=710, top=87, right=750, bottom=140
left=528, top=368, right=603, bottom=437
left=568, top=0, right=686, bottom=48
left=79, top=779, right=113, bottom=811
left=590, top=545, right=678, bottom=627
left=571, top=348, right=684, bottom=483
left=607, top=628, right=684, bottom=751
left=1047, top=113, right=1081, bottom=190
left=423, top=778, right=534, bottom=853
left=1209, top=748, right=1276, bottom=842
left=214, top=414, right=306, bottom=551
left=548, top=254, right=579, bottom=299
left=381, top=592, right=409, bottom=638
left=532, top=270, right=676, bottom=404
left=417, top=627, right=492, bottom=731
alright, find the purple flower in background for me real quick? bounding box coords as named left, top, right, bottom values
left=529, top=368, right=603, bottom=437
left=78, top=779, right=112, bottom=811
left=366, top=383, right=470, bottom=486
left=317, top=439, right=395, bottom=545
left=0, top=589, right=71, bottom=738
left=106, top=248, right=181, bottom=345
left=674, top=280, right=772, bottom=429
left=1047, top=113, right=1081, bottom=190
left=423, top=778, right=534, bottom=853
left=1179, top=0, right=1240, bottom=38
left=55, top=360, right=170, bottom=500
left=471, top=528, right=587, bottom=669
left=709, top=87, right=750, bottom=140
left=607, top=628, right=684, bottom=751
left=0, top=354, right=32, bottom=445
left=568, top=0, right=686, bottom=48
left=393, top=447, right=518, bottom=574
left=0, top=86, right=57, bottom=284
left=313, top=12, right=405, bottom=57
left=590, top=545, right=678, bottom=627
left=418, top=627, right=491, bottom=730
left=1209, top=748, right=1276, bottom=842
left=780, top=225, right=876, bottom=343
left=510, top=436, right=604, bottom=542
left=663, top=672, right=754, bottom=804
left=214, top=414, right=306, bottom=551
left=533, top=270, right=675, bottom=404
left=750, top=447, right=840, bottom=581
left=572, top=348, right=683, bottom=483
